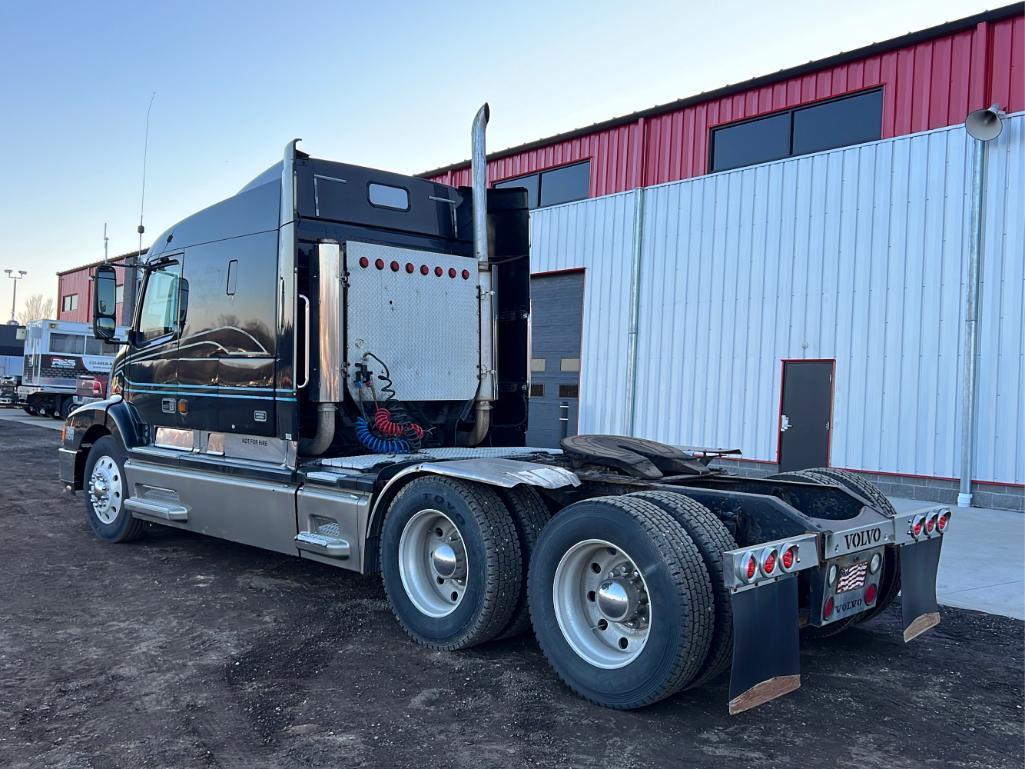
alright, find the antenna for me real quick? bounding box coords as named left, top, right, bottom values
left=103, top=222, right=109, bottom=263
left=137, top=91, right=156, bottom=256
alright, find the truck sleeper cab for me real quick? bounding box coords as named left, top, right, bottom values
left=59, top=106, right=949, bottom=715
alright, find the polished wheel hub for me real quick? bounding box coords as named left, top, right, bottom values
left=553, top=540, right=651, bottom=668
left=398, top=509, right=468, bottom=618
left=88, top=456, right=122, bottom=525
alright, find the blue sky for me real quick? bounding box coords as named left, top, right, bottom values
left=0, top=0, right=993, bottom=307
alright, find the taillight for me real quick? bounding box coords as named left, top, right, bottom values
left=760, top=547, right=778, bottom=576
left=358, top=257, right=369, bottom=268
left=824, top=596, right=834, bottom=619
left=864, top=583, right=878, bottom=604
left=781, top=544, right=798, bottom=571
left=937, top=511, right=951, bottom=532
left=405, top=262, right=415, bottom=274
left=924, top=512, right=938, bottom=535
left=910, top=514, right=925, bottom=538
left=92, top=380, right=102, bottom=396
left=374, top=258, right=385, bottom=270
left=737, top=552, right=758, bottom=583
left=390, top=261, right=400, bottom=272
left=461, top=269, right=470, bottom=280
left=448, top=267, right=457, bottom=278
left=420, top=265, right=430, bottom=275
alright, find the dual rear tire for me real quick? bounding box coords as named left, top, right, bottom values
left=379, top=481, right=730, bottom=709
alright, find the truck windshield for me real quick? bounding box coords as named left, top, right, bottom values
left=138, top=263, right=182, bottom=343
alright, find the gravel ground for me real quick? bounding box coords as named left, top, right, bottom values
left=1, top=420, right=1022, bottom=769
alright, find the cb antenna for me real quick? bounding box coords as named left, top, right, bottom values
left=103, top=222, right=109, bottom=263
left=137, top=91, right=156, bottom=256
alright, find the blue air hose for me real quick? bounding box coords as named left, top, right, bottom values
left=355, top=416, right=411, bottom=454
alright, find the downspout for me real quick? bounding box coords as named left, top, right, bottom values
left=467, top=103, right=495, bottom=446
left=624, top=118, right=648, bottom=436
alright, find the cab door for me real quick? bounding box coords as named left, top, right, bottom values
left=124, top=258, right=184, bottom=432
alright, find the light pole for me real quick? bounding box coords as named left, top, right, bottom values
left=4, top=269, right=27, bottom=325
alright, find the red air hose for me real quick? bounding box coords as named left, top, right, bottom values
left=374, top=407, right=424, bottom=440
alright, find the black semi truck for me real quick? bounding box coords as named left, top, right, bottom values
left=58, top=106, right=950, bottom=714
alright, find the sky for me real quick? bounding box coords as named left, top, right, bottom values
left=0, top=0, right=998, bottom=311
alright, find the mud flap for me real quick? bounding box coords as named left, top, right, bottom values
left=728, top=576, right=800, bottom=715
left=899, top=536, right=943, bottom=642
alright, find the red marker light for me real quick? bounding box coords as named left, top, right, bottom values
left=864, top=583, right=877, bottom=604
left=761, top=549, right=777, bottom=576
left=744, top=554, right=757, bottom=581
left=390, top=261, right=400, bottom=272
left=824, top=596, right=834, bottom=620
left=405, top=263, right=415, bottom=274
left=358, top=257, right=369, bottom=269
left=461, top=269, right=470, bottom=280
left=448, top=267, right=457, bottom=278
left=434, top=266, right=443, bottom=277
left=924, top=513, right=937, bottom=534
left=781, top=545, right=797, bottom=571
left=937, top=511, right=950, bottom=532
left=374, top=258, right=385, bottom=270
left=420, top=265, right=430, bottom=275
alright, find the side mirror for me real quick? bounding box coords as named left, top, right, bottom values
left=92, top=265, right=120, bottom=342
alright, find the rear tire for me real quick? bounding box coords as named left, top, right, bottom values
left=629, top=491, right=737, bottom=688
left=59, top=398, right=74, bottom=420
left=380, top=477, right=522, bottom=651
left=528, top=495, right=713, bottom=709
left=495, top=485, right=551, bottom=639
left=84, top=436, right=143, bottom=543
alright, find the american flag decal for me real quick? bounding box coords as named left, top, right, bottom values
left=836, top=562, right=869, bottom=593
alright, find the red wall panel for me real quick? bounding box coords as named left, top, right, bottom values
left=56, top=262, right=127, bottom=324
left=427, top=14, right=1023, bottom=195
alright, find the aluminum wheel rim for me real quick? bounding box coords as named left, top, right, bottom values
left=553, top=539, right=651, bottom=669
left=88, top=455, right=123, bottom=525
left=398, top=509, right=468, bottom=618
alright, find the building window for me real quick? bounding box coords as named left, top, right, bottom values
left=558, top=384, right=579, bottom=398
left=61, top=294, right=79, bottom=312
left=529, top=383, right=544, bottom=397
left=711, top=90, right=883, bottom=173
left=530, top=358, right=546, bottom=372
left=495, top=161, right=590, bottom=210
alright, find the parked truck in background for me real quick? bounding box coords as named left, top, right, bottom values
left=57, top=106, right=951, bottom=714
left=0, top=324, right=26, bottom=406
left=18, top=319, right=122, bottom=418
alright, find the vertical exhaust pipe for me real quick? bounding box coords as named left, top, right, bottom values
left=467, top=103, right=494, bottom=446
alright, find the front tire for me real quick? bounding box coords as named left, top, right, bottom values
left=83, top=435, right=143, bottom=542
left=380, top=477, right=522, bottom=651
left=528, top=496, right=714, bottom=709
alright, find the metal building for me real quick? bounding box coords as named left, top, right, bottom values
left=424, top=5, right=1024, bottom=510
left=56, top=250, right=145, bottom=325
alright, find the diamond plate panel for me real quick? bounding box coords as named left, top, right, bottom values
left=345, top=241, right=479, bottom=402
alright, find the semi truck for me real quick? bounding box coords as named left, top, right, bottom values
left=19, top=319, right=123, bottom=418
left=0, top=323, right=25, bottom=406
left=58, top=105, right=950, bottom=714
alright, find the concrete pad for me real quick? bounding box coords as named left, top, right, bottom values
left=0, top=412, right=63, bottom=431
left=890, top=496, right=1025, bottom=620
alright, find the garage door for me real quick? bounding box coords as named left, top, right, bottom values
left=526, top=272, right=583, bottom=448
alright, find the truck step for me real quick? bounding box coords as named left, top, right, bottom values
left=124, top=496, right=190, bottom=522
left=295, top=530, right=351, bottom=558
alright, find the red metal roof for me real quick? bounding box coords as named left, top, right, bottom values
left=424, top=6, right=1023, bottom=195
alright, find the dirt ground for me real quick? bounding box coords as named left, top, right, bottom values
left=0, top=420, right=1022, bottom=769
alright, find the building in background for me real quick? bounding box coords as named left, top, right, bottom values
left=56, top=249, right=146, bottom=325
left=424, top=5, right=1024, bottom=510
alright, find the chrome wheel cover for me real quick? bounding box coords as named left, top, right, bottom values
left=88, top=455, right=123, bottom=525
left=398, top=509, right=468, bottom=618
left=553, top=539, right=651, bottom=668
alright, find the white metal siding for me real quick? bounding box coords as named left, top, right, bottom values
left=530, top=114, right=1024, bottom=485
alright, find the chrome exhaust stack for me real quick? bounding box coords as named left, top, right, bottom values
left=467, top=103, right=495, bottom=446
